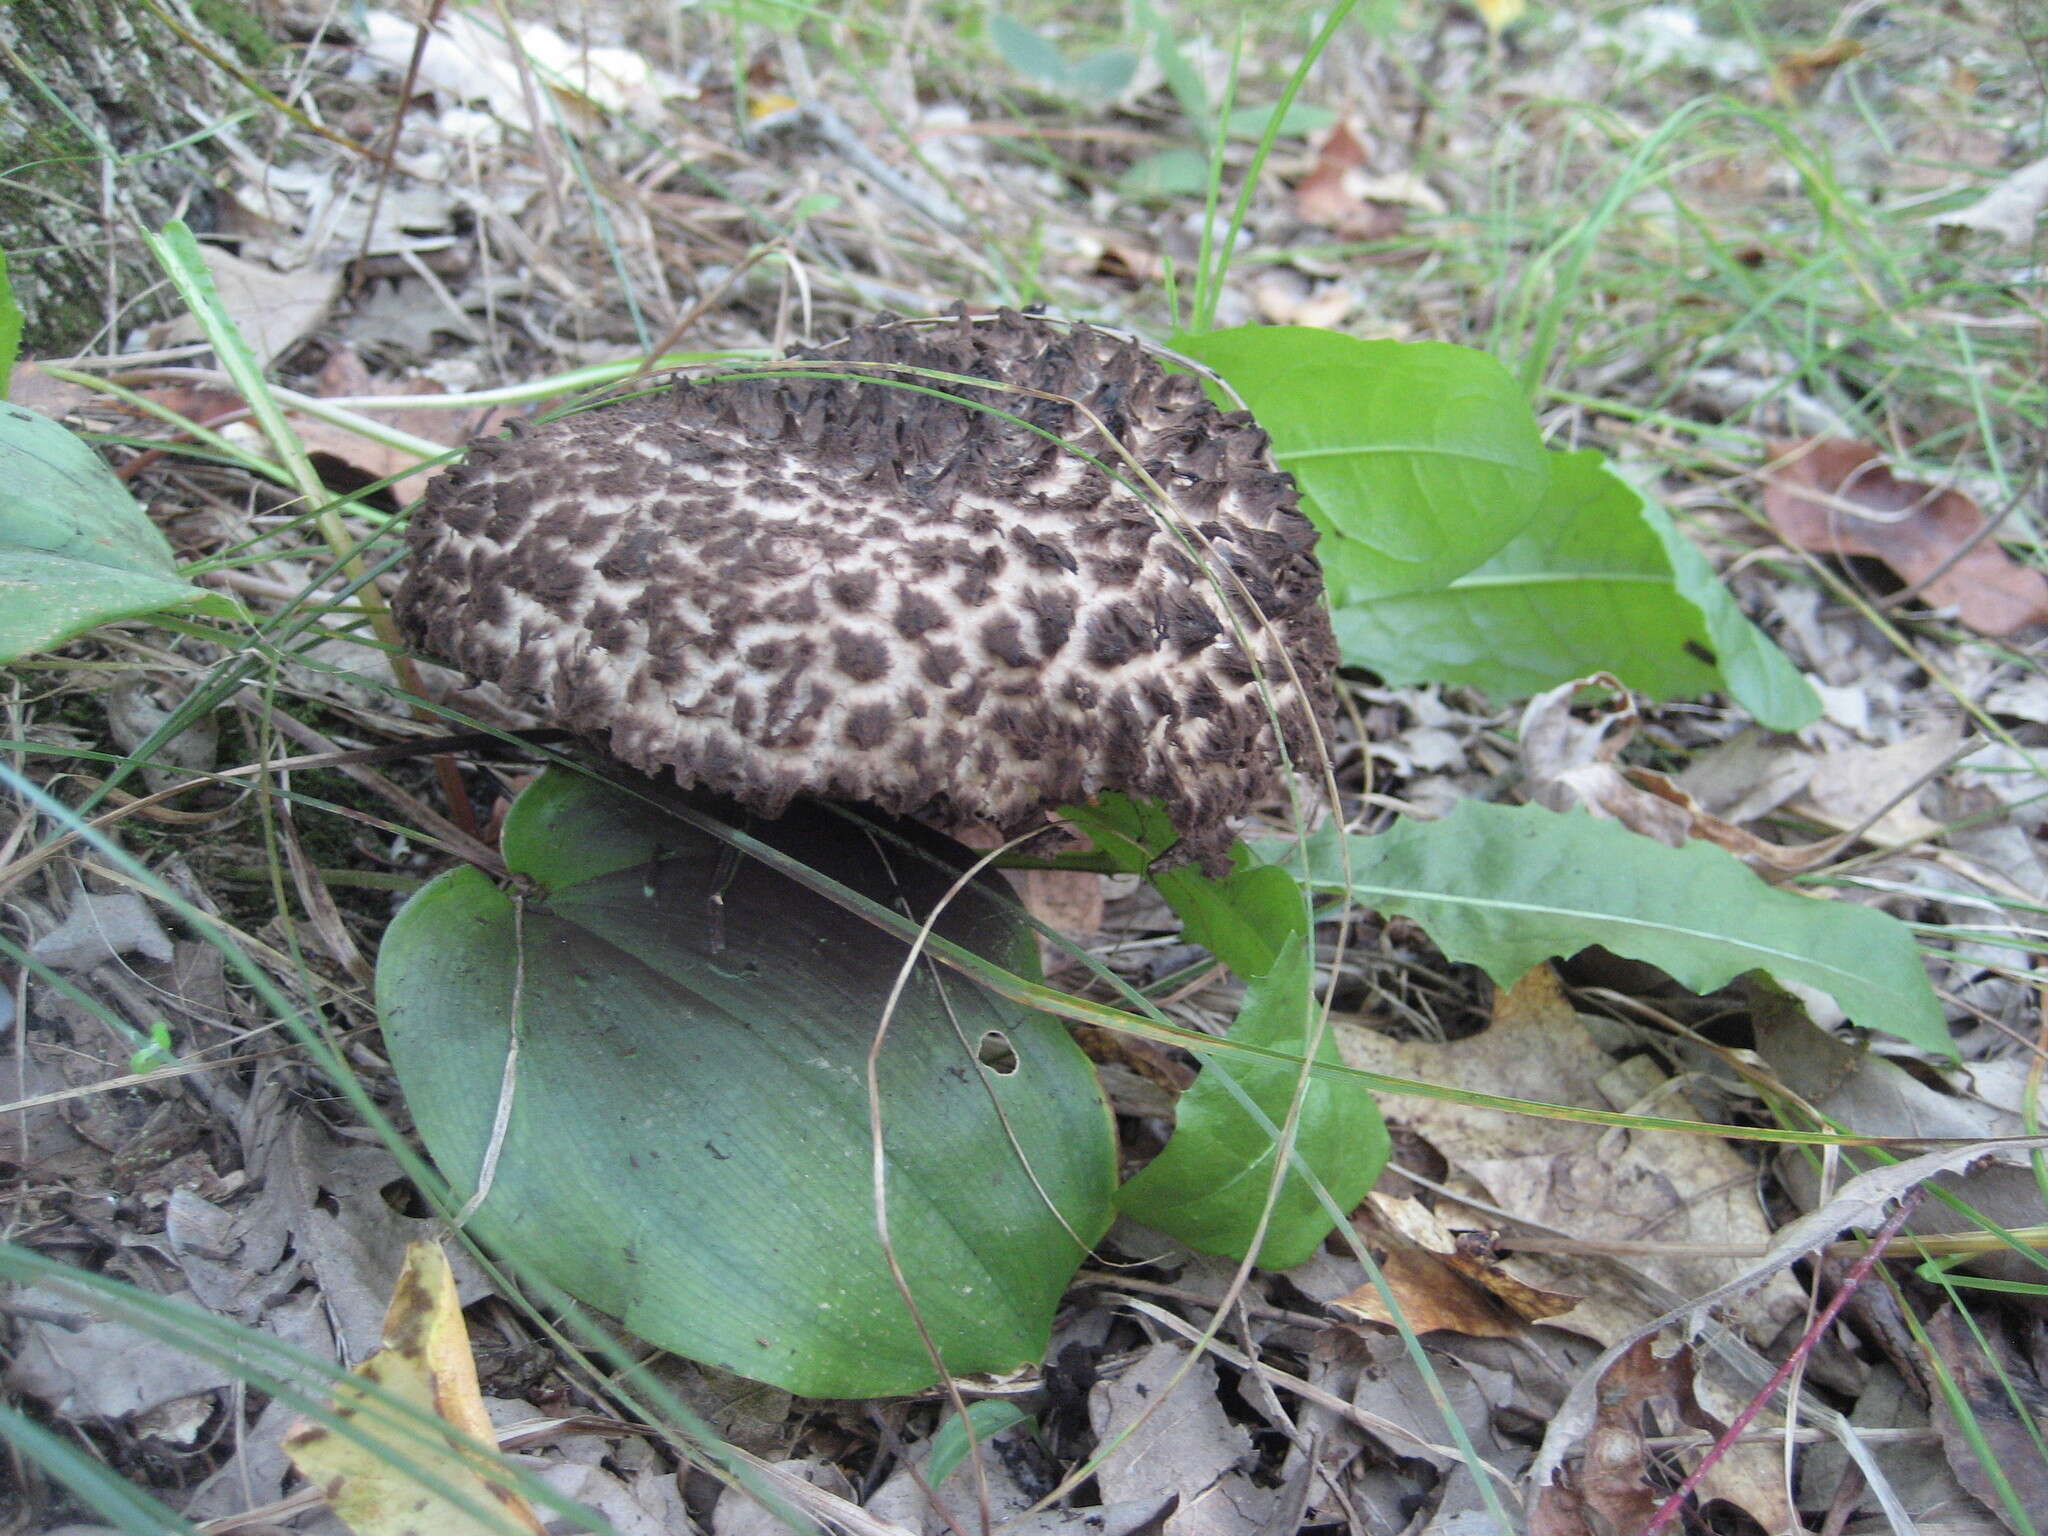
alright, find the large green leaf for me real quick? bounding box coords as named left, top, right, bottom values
left=1056, top=794, right=1308, bottom=979
left=0, top=404, right=240, bottom=661
left=377, top=769, right=1117, bottom=1396
left=1332, top=450, right=1820, bottom=729
left=0, top=252, right=21, bottom=399
left=1116, top=936, right=1388, bottom=1268
left=1174, top=327, right=1548, bottom=599
left=1259, top=802, right=1949, bottom=1056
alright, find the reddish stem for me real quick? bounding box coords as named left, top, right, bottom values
left=1641, top=1189, right=1923, bottom=1535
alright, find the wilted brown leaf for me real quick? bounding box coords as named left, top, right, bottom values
left=1925, top=1305, right=2048, bottom=1533
left=1773, top=37, right=1863, bottom=94
left=1333, top=1192, right=1580, bottom=1337
left=1762, top=437, right=2048, bottom=637
left=1520, top=676, right=1842, bottom=875
left=1293, top=120, right=1437, bottom=242
left=294, top=349, right=517, bottom=506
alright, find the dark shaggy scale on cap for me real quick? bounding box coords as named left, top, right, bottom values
left=395, top=310, right=1336, bottom=869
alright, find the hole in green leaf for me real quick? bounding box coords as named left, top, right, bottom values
left=977, top=1030, right=1019, bottom=1076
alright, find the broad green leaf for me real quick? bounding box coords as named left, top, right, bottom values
left=0, top=404, right=240, bottom=661
left=0, top=252, right=20, bottom=398
left=928, top=1401, right=1032, bottom=1488
left=1175, top=327, right=1547, bottom=599
left=1259, top=802, right=1949, bottom=1056
left=1116, top=937, right=1388, bottom=1268
left=1333, top=450, right=1820, bottom=729
left=1059, top=794, right=1307, bottom=978
left=378, top=770, right=1116, bottom=1397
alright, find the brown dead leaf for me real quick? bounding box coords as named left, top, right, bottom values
left=1020, top=868, right=1103, bottom=941
left=294, top=349, right=516, bottom=506
left=1339, top=965, right=1801, bottom=1532
left=1786, top=723, right=1959, bottom=849
left=1935, top=155, right=2048, bottom=245
left=164, top=245, right=341, bottom=366
left=1528, top=1340, right=1714, bottom=1536
left=1520, top=676, right=1843, bottom=875
left=1773, top=37, right=1863, bottom=94
left=1925, top=1305, right=2048, bottom=1533
left=283, top=1242, right=544, bottom=1536
left=8, top=363, right=98, bottom=418
left=1762, top=438, right=2048, bottom=637
left=1333, top=1192, right=1579, bottom=1337
left=1336, top=964, right=1805, bottom=1349
left=1581, top=1339, right=1718, bottom=1533
left=1293, top=120, right=1435, bottom=242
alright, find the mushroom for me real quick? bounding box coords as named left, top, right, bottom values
left=394, top=310, right=1337, bottom=867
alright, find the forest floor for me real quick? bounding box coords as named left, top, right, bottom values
left=5, top=1, right=2048, bottom=1533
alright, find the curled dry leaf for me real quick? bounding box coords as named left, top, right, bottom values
left=296, top=349, right=518, bottom=507
left=1519, top=675, right=1842, bottom=875
left=1761, top=437, right=2048, bottom=637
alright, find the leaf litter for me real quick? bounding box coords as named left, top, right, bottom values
left=7, top=0, right=2048, bottom=1533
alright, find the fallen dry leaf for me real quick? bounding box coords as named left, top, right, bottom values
left=1772, top=37, right=1863, bottom=95
left=165, top=245, right=341, bottom=366
left=1340, top=965, right=1803, bottom=1530
left=1534, top=1132, right=2048, bottom=1491
left=1762, top=438, right=2048, bottom=637
left=1785, top=722, right=1959, bottom=848
left=1934, top=154, right=2048, bottom=245
left=1520, top=675, right=1843, bottom=874
left=283, top=1241, right=545, bottom=1536
left=295, top=348, right=514, bottom=507
left=1530, top=1338, right=1717, bottom=1535
left=1333, top=1192, right=1579, bottom=1337
left=1293, top=120, right=1437, bottom=242
left=1925, top=1305, right=2048, bottom=1534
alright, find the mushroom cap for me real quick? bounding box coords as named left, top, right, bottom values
left=395, top=311, right=1336, bottom=868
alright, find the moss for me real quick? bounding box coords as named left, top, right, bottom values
left=190, top=0, right=276, bottom=68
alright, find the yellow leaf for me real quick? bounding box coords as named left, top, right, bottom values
left=748, top=91, right=799, bottom=120
left=283, top=1243, right=545, bottom=1536
left=1470, top=0, right=1528, bottom=34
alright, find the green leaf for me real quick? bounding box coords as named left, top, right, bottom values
left=1068, top=47, right=1139, bottom=105
left=1058, top=795, right=1307, bottom=978
left=1175, top=327, right=1547, bottom=599
left=988, top=15, right=1134, bottom=105
left=1116, top=936, right=1389, bottom=1268
left=928, top=1401, right=1032, bottom=1487
left=1224, top=102, right=1335, bottom=139
left=1134, top=0, right=1208, bottom=125
left=987, top=14, right=1068, bottom=88
left=0, top=404, right=240, bottom=662
left=1119, top=147, right=1215, bottom=199
left=377, top=770, right=1116, bottom=1397
left=1259, top=802, right=1949, bottom=1056
left=1332, top=450, right=1820, bottom=729
left=0, top=252, right=21, bottom=399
